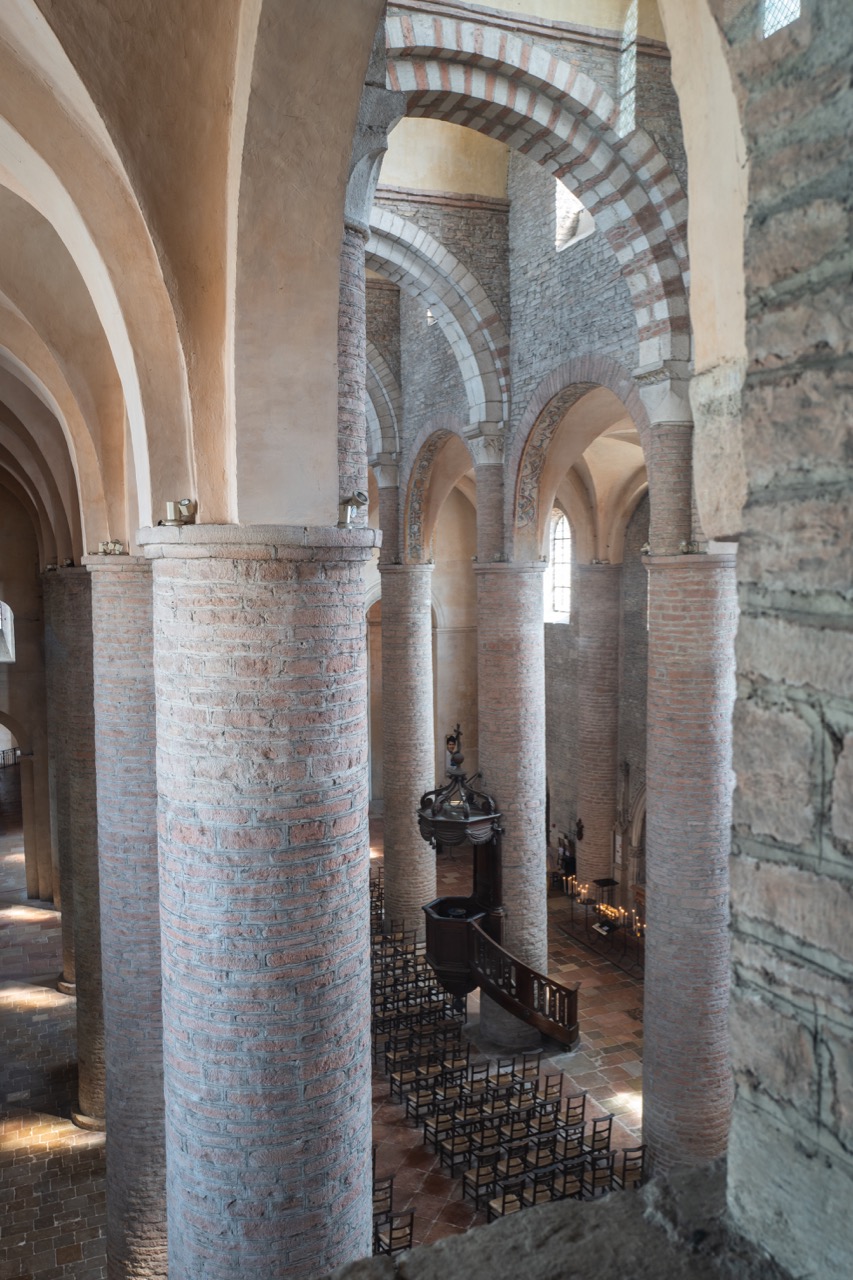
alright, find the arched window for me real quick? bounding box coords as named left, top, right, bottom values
left=544, top=510, right=571, bottom=623
left=0, top=601, right=14, bottom=662
left=763, top=0, right=800, bottom=38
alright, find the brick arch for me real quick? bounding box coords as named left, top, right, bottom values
left=366, top=341, right=401, bottom=463
left=367, top=207, right=510, bottom=432
left=509, top=354, right=651, bottom=559
left=386, top=13, right=689, bottom=367
left=402, top=417, right=474, bottom=563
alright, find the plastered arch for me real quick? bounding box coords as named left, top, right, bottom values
left=402, top=422, right=475, bottom=564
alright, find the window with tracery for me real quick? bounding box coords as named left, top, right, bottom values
left=763, top=0, right=800, bottom=37
left=544, top=510, right=571, bottom=622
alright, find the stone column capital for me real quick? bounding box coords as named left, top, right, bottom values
left=82, top=554, right=151, bottom=573
left=137, top=523, right=382, bottom=559
left=378, top=560, right=434, bottom=576
left=472, top=560, right=546, bottom=576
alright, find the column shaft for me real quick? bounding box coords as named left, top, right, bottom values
left=43, top=572, right=75, bottom=986
left=338, top=224, right=368, bottom=509
left=476, top=564, right=547, bottom=1049
left=576, top=564, right=622, bottom=884
left=379, top=563, right=435, bottom=933
left=52, top=568, right=105, bottom=1124
left=88, top=558, right=166, bottom=1278
left=145, top=527, right=374, bottom=1280
left=643, top=553, right=737, bottom=1170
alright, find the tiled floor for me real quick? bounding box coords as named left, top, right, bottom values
left=0, top=766, right=107, bottom=1280
left=369, top=818, right=643, bottom=1248
left=0, top=775, right=643, bottom=1271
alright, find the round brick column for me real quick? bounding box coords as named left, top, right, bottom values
left=338, top=224, right=368, bottom=514
left=475, top=563, right=547, bottom=1050
left=53, top=568, right=105, bottom=1126
left=43, top=572, right=75, bottom=989
left=646, top=423, right=693, bottom=555
left=643, top=553, right=737, bottom=1171
left=576, top=563, right=622, bottom=884
left=378, top=563, right=435, bottom=934
left=87, top=557, right=166, bottom=1278
left=141, top=524, right=376, bottom=1280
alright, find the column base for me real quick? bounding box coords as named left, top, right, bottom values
left=57, top=976, right=76, bottom=996
left=72, top=1110, right=106, bottom=1132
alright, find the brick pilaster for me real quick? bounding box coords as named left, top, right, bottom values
left=643, top=553, right=737, bottom=1171
left=141, top=524, right=376, bottom=1280
left=378, top=563, right=436, bottom=934
left=475, top=463, right=504, bottom=563
left=475, top=562, right=547, bottom=1049
left=87, top=557, right=166, bottom=1278
left=338, top=224, right=369, bottom=516
left=576, top=563, right=622, bottom=883
left=42, top=572, right=75, bottom=988
left=646, top=422, right=693, bottom=555
left=60, top=568, right=105, bottom=1126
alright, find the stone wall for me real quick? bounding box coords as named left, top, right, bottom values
left=398, top=291, right=468, bottom=446
left=366, top=277, right=401, bottom=385
left=714, top=1, right=853, bottom=1275
left=507, top=151, right=639, bottom=439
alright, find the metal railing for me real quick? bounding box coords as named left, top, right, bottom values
left=467, top=921, right=579, bottom=1048
left=0, top=748, right=18, bottom=768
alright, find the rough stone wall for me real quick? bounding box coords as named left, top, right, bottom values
left=366, top=277, right=401, bottom=385
left=714, top=2, right=853, bottom=1275
left=398, top=290, right=468, bottom=445
left=376, top=193, right=510, bottom=331
left=636, top=51, right=689, bottom=192
left=507, top=151, right=638, bottom=438
left=617, top=493, right=650, bottom=850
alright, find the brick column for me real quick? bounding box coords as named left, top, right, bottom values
left=87, top=557, right=166, bottom=1278
left=338, top=224, right=368, bottom=515
left=43, top=572, right=75, bottom=989
left=643, top=553, right=737, bottom=1171
left=141, top=524, right=376, bottom=1280
left=576, top=563, right=622, bottom=883
left=475, top=563, right=547, bottom=1050
left=62, top=568, right=105, bottom=1127
left=646, top=422, right=693, bottom=555
left=378, top=562, right=435, bottom=934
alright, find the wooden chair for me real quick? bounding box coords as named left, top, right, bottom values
left=583, top=1148, right=617, bottom=1197
left=551, top=1157, right=585, bottom=1201
left=512, top=1050, right=542, bottom=1087
left=438, top=1116, right=477, bottom=1176
left=525, top=1132, right=558, bottom=1173
left=373, top=1210, right=415, bottom=1257
left=561, top=1091, right=587, bottom=1129
left=372, top=1174, right=394, bottom=1224
left=535, top=1073, right=564, bottom=1106
left=487, top=1178, right=526, bottom=1222
left=583, top=1113, right=613, bottom=1154
left=461, top=1149, right=500, bottom=1210
left=615, top=1144, right=646, bottom=1191
left=522, top=1167, right=555, bottom=1208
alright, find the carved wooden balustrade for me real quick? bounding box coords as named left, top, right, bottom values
left=468, top=921, right=579, bottom=1048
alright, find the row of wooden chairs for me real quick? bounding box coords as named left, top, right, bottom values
left=485, top=1144, right=646, bottom=1219
left=372, top=1168, right=415, bottom=1257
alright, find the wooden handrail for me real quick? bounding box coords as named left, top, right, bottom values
left=467, top=921, right=579, bottom=1048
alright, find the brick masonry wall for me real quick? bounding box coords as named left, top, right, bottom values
left=507, top=151, right=639, bottom=444
left=56, top=569, right=104, bottom=1124
left=617, top=495, right=650, bottom=873
left=635, top=51, right=688, bottom=194
left=146, top=531, right=374, bottom=1278
left=87, top=558, right=166, bottom=1278
left=379, top=564, right=436, bottom=933
left=643, top=554, right=737, bottom=1173
left=544, top=607, right=578, bottom=849
left=710, top=2, right=853, bottom=1273
left=576, top=565, right=622, bottom=883
left=42, top=572, right=75, bottom=983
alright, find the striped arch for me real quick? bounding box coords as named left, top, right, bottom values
left=386, top=13, right=689, bottom=366
left=509, top=354, right=651, bottom=559
left=367, top=206, right=510, bottom=432
left=365, top=340, right=401, bottom=463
